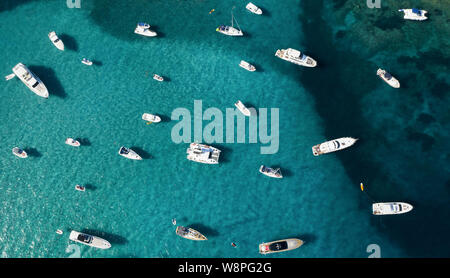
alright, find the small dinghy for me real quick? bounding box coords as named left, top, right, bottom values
left=75, top=184, right=86, bottom=192
left=5, top=73, right=15, bottom=81
left=142, top=113, right=161, bottom=123
left=65, top=138, right=80, bottom=147
left=246, top=2, right=262, bottom=15
left=56, top=229, right=63, bottom=235
left=12, top=147, right=28, bottom=158
left=82, top=58, right=93, bottom=66
left=239, top=60, right=256, bottom=72
left=377, top=68, right=400, bottom=88
left=399, top=9, right=427, bottom=21
left=118, top=146, right=143, bottom=160
left=153, top=74, right=164, bottom=82
left=259, top=165, right=283, bottom=178
left=48, top=31, right=65, bottom=51
left=235, top=100, right=251, bottom=116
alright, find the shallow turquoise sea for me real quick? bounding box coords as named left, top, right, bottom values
left=0, top=0, right=449, bottom=258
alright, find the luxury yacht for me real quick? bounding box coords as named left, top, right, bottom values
left=259, top=165, right=283, bottom=178
left=312, top=137, right=358, bottom=156
left=69, top=231, right=111, bottom=249
left=142, top=113, right=161, bottom=123
left=75, top=184, right=86, bottom=192
left=118, top=146, right=143, bottom=160
left=372, top=202, right=413, bottom=215
left=81, top=58, right=93, bottom=66
left=275, top=48, right=317, bottom=67
left=153, top=74, right=164, bottom=82
left=12, top=147, right=27, bottom=158
left=65, top=138, right=80, bottom=147
left=186, top=143, right=221, bottom=164
left=217, top=11, right=243, bottom=36
left=377, top=68, right=400, bottom=88
left=12, top=63, right=49, bottom=98
left=246, top=2, right=262, bottom=15
left=134, top=22, right=157, bottom=37
left=399, top=9, right=427, bottom=21
left=48, top=31, right=64, bottom=51
left=176, top=226, right=207, bottom=241
left=259, top=238, right=303, bottom=254
left=235, top=100, right=251, bottom=116
left=239, top=60, right=256, bottom=72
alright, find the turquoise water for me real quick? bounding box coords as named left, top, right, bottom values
left=0, top=0, right=448, bottom=258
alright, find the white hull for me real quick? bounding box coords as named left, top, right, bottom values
left=134, top=23, right=157, bottom=37
left=176, top=226, right=207, bottom=241
left=12, top=147, right=27, bottom=158
left=239, top=60, right=256, bottom=72
left=259, top=165, right=283, bottom=178
left=75, top=184, right=85, bottom=191
left=69, top=231, right=111, bottom=249
left=377, top=69, right=400, bottom=88
left=153, top=74, right=164, bottom=81
left=142, top=113, right=161, bottom=123
left=5, top=73, right=15, bottom=81
left=372, top=202, right=413, bottom=215
left=48, top=31, right=64, bottom=51
left=119, top=146, right=143, bottom=160
left=216, top=25, right=243, bottom=36
left=235, top=100, right=251, bottom=116
left=399, top=9, right=427, bottom=21
left=259, top=238, right=303, bottom=254
left=186, top=143, right=221, bottom=164
left=246, top=2, right=262, bottom=15
left=65, top=138, right=80, bottom=147
left=312, top=137, right=358, bottom=156
left=82, top=59, right=93, bottom=66
left=12, top=63, right=49, bottom=98
left=275, top=48, right=317, bottom=67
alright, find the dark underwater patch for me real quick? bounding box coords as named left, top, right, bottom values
left=374, top=15, right=404, bottom=30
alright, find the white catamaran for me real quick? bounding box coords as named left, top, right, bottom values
left=12, top=63, right=49, bottom=98
left=216, top=10, right=243, bottom=36
left=312, top=137, right=358, bottom=156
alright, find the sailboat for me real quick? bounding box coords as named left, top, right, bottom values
left=216, top=9, right=243, bottom=36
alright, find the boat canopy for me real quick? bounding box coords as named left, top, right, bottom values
left=138, top=22, right=149, bottom=28
left=287, top=48, right=301, bottom=57
left=269, top=241, right=288, bottom=251
left=412, top=8, right=421, bottom=15
left=384, top=72, right=392, bottom=80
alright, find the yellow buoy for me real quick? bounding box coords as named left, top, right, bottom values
left=360, top=183, right=364, bottom=191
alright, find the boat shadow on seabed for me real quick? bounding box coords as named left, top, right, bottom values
left=27, top=65, right=66, bottom=98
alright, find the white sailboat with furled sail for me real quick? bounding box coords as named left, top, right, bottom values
left=216, top=7, right=243, bottom=36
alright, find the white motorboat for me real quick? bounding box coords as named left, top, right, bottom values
left=118, top=146, right=143, bottom=160
left=48, top=31, right=65, bottom=51
left=75, top=184, right=86, bottom=192
left=69, top=230, right=111, bottom=249
left=176, top=226, right=207, bottom=241
left=259, top=238, right=303, bottom=254
left=5, top=73, right=15, bottom=81
left=142, top=113, right=161, bottom=123
left=246, top=2, right=262, bottom=15
left=235, top=100, right=251, bottom=116
left=275, top=48, right=317, bottom=67
left=399, top=9, right=427, bottom=21
left=239, top=60, right=256, bottom=72
left=65, top=138, right=80, bottom=147
left=12, top=63, right=49, bottom=98
left=259, top=165, right=283, bottom=178
left=312, top=137, right=358, bottom=156
left=134, top=22, right=157, bottom=37
left=153, top=74, right=164, bottom=82
left=81, top=58, right=93, bottom=66
left=186, top=143, right=221, bottom=164
left=216, top=10, right=243, bottom=36
left=377, top=68, right=400, bottom=88
left=12, top=147, right=28, bottom=158
left=372, top=202, right=413, bottom=215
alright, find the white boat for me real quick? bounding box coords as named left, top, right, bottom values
left=153, top=74, right=164, bottom=82
left=239, top=60, right=256, bottom=72
left=399, top=9, right=427, bottom=21
left=118, top=146, right=143, bottom=160
left=12, top=63, right=49, bottom=98
left=377, top=68, right=400, bottom=88
left=69, top=230, right=111, bottom=249
left=134, top=22, right=157, bottom=37
left=372, top=202, right=413, bottom=215
left=235, top=100, right=251, bottom=116
left=216, top=11, right=243, bottom=36
left=81, top=58, right=93, bottom=66
left=275, top=48, right=317, bottom=67
left=48, top=31, right=64, bottom=51
left=259, top=165, right=283, bottom=178
left=176, top=226, right=207, bottom=241
left=312, top=137, right=358, bottom=156
left=5, top=73, right=15, bottom=81
left=12, top=147, right=28, bottom=158
left=65, top=138, right=80, bottom=147
left=142, top=113, right=161, bottom=123
left=246, top=2, right=262, bottom=15
left=259, top=238, right=303, bottom=254
left=75, top=184, right=86, bottom=192
left=186, top=143, right=221, bottom=164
